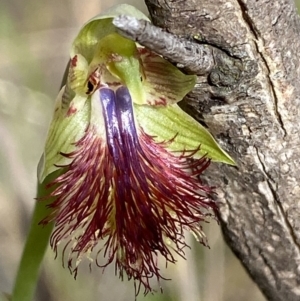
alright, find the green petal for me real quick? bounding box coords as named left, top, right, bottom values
left=98, top=46, right=196, bottom=106
left=134, top=103, right=235, bottom=165
left=68, top=53, right=89, bottom=96
left=139, top=49, right=197, bottom=105
left=38, top=87, right=90, bottom=182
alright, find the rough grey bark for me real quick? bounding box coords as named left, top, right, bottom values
left=114, top=14, right=231, bottom=74
left=137, top=1, right=300, bottom=301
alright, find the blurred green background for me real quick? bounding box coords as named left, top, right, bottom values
left=1, top=1, right=299, bottom=300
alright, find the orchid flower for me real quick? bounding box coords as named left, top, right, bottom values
left=37, top=4, right=234, bottom=296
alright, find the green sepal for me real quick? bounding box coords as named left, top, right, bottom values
left=134, top=103, right=235, bottom=165
left=38, top=88, right=91, bottom=183
left=71, top=4, right=149, bottom=63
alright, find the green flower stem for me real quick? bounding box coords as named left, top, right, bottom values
left=0, top=292, right=11, bottom=301
left=11, top=175, right=56, bottom=301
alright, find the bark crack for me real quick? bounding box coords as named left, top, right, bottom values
left=235, top=0, right=259, bottom=40
left=254, top=146, right=300, bottom=255
left=256, top=51, right=287, bottom=137
left=235, top=0, right=287, bottom=136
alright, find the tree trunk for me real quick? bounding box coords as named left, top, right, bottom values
left=144, top=1, right=300, bottom=300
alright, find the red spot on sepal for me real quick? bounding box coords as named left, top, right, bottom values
left=71, top=55, right=78, bottom=67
